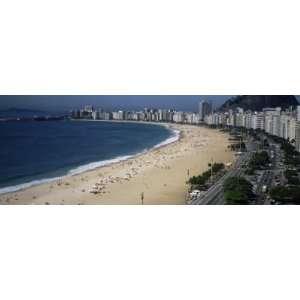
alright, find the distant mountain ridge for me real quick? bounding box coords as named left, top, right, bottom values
left=219, top=95, right=299, bottom=112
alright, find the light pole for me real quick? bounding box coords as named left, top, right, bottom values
left=209, top=157, right=214, bottom=184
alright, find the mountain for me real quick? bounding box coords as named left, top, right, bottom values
left=219, top=95, right=299, bottom=112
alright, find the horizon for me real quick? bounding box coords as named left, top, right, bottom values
left=0, top=95, right=233, bottom=113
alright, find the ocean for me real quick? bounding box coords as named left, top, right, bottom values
left=0, top=120, right=178, bottom=193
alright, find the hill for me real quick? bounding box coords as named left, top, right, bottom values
left=219, top=95, right=299, bottom=112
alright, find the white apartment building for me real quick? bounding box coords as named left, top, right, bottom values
left=295, top=121, right=300, bottom=152
left=244, top=112, right=252, bottom=129
left=185, top=113, right=201, bottom=124
left=204, top=114, right=214, bottom=125
left=201, top=105, right=299, bottom=152
left=297, top=106, right=300, bottom=121
left=192, top=113, right=201, bottom=124
left=218, top=113, right=228, bottom=126
left=272, top=115, right=281, bottom=137
left=263, top=107, right=281, bottom=135
left=185, top=113, right=193, bottom=124
left=173, top=112, right=184, bottom=123
left=112, top=111, right=125, bottom=120
left=228, top=110, right=235, bottom=127
left=280, top=114, right=289, bottom=139
left=279, top=114, right=296, bottom=141
left=289, top=117, right=296, bottom=141
left=235, top=111, right=245, bottom=127
left=213, top=113, right=220, bottom=125
left=251, top=112, right=264, bottom=130
left=92, top=111, right=98, bottom=120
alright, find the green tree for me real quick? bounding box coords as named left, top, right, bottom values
left=223, top=177, right=254, bottom=205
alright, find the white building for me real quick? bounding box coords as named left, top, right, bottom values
left=263, top=107, right=281, bottom=135
left=251, top=112, right=264, bottom=130
left=295, top=121, right=300, bottom=152
left=204, top=114, right=214, bottom=125
left=228, top=110, right=235, bottom=127
left=244, top=112, right=252, bottom=129
left=235, top=108, right=245, bottom=127
left=289, top=117, right=296, bottom=141
left=173, top=112, right=184, bottom=123
left=272, top=115, right=281, bottom=137
left=297, top=106, right=300, bottom=121
left=218, top=113, right=228, bottom=126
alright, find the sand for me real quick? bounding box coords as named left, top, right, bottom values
left=0, top=124, right=235, bottom=205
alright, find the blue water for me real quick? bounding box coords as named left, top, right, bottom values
left=0, top=120, right=176, bottom=193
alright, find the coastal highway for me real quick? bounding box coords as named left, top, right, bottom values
left=191, top=151, right=252, bottom=205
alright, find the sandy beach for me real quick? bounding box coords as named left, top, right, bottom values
left=0, top=124, right=235, bottom=205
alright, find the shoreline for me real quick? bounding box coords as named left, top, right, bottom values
left=0, top=120, right=181, bottom=195
left=0, top=124, right=235, bottom=204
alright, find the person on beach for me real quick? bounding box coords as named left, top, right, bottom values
left=141, top=192, right=144, bottom=205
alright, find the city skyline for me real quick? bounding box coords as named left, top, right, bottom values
left=70, top=101, right=300, bottom=155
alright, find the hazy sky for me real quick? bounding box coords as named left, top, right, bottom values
left=0, top=95, right=233, bottom=112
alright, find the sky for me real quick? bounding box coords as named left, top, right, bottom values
left=0, top=95, right=233, bottom=113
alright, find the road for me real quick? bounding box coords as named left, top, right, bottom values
left=254, top=136, right=287, bottom=204
left=191, top=150, right=252, bottom=205
left=191, top=135, right=286, bottom=205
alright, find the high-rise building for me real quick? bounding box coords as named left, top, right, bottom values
left=84, top=105, right=93, bottom=113
left=173, top=112, right=184, bottom=123
left=272, top=115, right=281, bottom=136
left=297, top=106, right=300, bottom=121
left=295, top=121, right=300, bottom=152
left=251, top=112, right=264, bottom=130
left=263, top=107, right=281, bottom=135
left=235, top=108, right=245, bottom=127
left=228, top=109, right=235, bottom=127
left=289, top=117, right=296, bottom=141
left=245, top=111, right=252, bottom=129
left=199, top=100, right=212, bottom=121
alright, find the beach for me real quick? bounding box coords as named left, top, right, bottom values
left=0, top=124, right=235, bottom=205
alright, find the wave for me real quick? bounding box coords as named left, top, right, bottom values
left=67, top=155, right=134, bottom=176
left=0, top=125, right=180, bottom=195
left=0, top=176, right=62, bottom=195
left=153, top=129, right=180, bottom=149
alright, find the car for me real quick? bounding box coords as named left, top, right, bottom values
left=190, top=190, right=201, bottom=197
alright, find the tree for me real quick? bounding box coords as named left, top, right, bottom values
left=269, top=186, right=300, bottom=204
left=248, top=151, right=270, bottom=170
left=188, top=163, right=225, bottom=188
left=223, top=177, right=254, bottom=205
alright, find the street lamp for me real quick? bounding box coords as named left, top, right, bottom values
left=209, top=157, right=214, bottom=184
